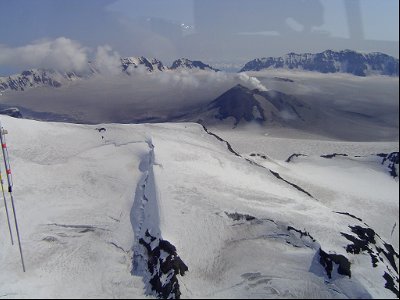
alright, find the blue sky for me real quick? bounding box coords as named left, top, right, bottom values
left=0, top=0, right=398, bottom=74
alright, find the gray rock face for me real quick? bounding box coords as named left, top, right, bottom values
left=170, top=58, right=219, bottom=72
left=121, top=57, right=166, bottom=73
left=0, top=69, right=75, bottom=92
left=0, top=57, right=219, bottom=93
left=240, top=50, right=399, bottom=76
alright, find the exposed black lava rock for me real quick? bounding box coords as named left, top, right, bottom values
left=321, top=153, right=348, bottom=159
left=341, top=225, right=399, bottom=297
left=202, top=125, right=315, bottom=199
left=96, top=127, right=106, bottom=132
left=319, top=249, right=352, bottom=279
left=381, top=152, right=399, bottom=178
left=201, top=125, right=241, bottom=157
left=269, top=170, right=314, bottom=198
left=334, top=211, right=363, bottom=222
left=287, top=226, right=316, bottom=242
left=341, top=227, right=375, bottom=255
left=226, top=212, right=256, bottom=222
left=286, top=153, right=308, bottom=163
left=250, top=153, right=267, bottom=159
left=383, top=272, right=399, bottom=298
left=377, top=243, right=399, bottom=273
left=354, top=153, right=399, bottom=178
left=139, top=230, right=188, bottom=299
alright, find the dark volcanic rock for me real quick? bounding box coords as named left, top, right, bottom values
left=321, top=153, right=348, bottom=159
left=250, top=153, right=267, bottom=159
left=201, top=125, right=315, bottom=199
left=139, top=230, right=188, bottom=299
left=341, top=225, right=399, bottom=297
left=381, top=152, right=399, bottom=178
left=201, top=125, right=241, bottom=157
left=226, top=212, right=256, bottom=222
left=287, top=226, right=316, bottom=242
left=270, top=170, right=314, bottom=198
left=334, top=211, right=363, bottom=222
left=341, top=226, right=376, bottom=254
left=286, top=153, right=307, bottom=163
left=319, top=248, right=352, bottom=279
left=209, top=84, right=266, bottom=125
left=383, top=272, right=399, bottom=298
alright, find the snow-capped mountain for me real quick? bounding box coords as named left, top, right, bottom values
left=184, top=84, right=309, bottom=127
left=170, top=58, right=219, bottom=72
left=121, top=56, right=166, bottom=73
left=0, top=57, right=221, bottom=93
left=240, top=50, right=399, bottom=76
left=0, top=69, right=80, bottom=92
left=0, top=116, right=398, bottom=298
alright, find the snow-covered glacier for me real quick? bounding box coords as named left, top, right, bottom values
left=0, top=116, right=398, bottom=298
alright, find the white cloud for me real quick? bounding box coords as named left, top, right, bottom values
left=93, top=45, right=121, bottom=75
left=237, top=72, right=268, bottom=91
left=0, top=37, right=89, bottom=72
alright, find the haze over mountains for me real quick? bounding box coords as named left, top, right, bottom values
left=1, top=50, right=398, bottom=93
left=0, top=50, right=398, bottom=141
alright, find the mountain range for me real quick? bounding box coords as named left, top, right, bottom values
left=170, top=58, right=219, bottom=72
left=0, top=57, right=218, bottom=93
left=0, top=69, right=81, bottom=92
left=1, top=50, right=398, bottom=94
left=240, top=50, right=399, bottom=76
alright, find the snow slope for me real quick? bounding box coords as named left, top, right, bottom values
left=0, top=116, right=398, bottom=298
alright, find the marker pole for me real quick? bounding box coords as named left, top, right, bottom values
left=0, top=167, right=14, bottom=245
left=0, top=121, right=25, bottom=272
